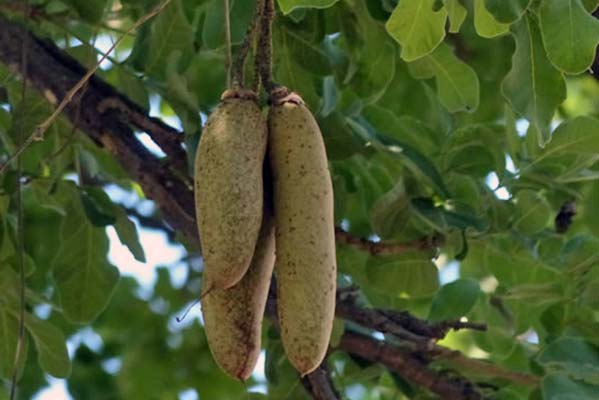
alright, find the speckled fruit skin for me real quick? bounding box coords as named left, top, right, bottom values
left=268, top=92, right=337, bottom=376
left=201, top=214, right=275, bottom=381
left=195, top=90, right=267, bottom=290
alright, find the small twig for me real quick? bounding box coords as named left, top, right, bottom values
left=175, top=299, right=200, bottom=323
left=224, top=0, right=232, bottom=87
left=256, top=0, right=277, bottom=93
left=232, top=0, right=264, bottom=87
left=0, top=0, right=173, bottom=176
left=334, top=226, right=444, bottom=255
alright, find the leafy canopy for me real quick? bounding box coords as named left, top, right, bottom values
left=0, top=0, right=598, bottom=399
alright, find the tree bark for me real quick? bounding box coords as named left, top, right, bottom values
left=0, top=15, right=199, bottom=244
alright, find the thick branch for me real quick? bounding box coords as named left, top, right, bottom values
left=336, top=294, right=486, bottom=344
left=335, top=291, right=539, bottom=388
left=0, top=15, right=198, bottom=244
left=339, top=331, right=482, bottom=400
left=335, top=227, right=443, bottom=256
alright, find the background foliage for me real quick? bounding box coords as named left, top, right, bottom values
left=0, top=0, right=599, bottom=398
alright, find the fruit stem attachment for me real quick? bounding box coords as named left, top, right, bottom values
left=232, top=0, right=264, bottom=88
left=256, top=0, right=277, bottom=94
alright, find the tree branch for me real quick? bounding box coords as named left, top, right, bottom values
left=335, top=291, right=539, bottom=388
left=336, top=292, right=486, bottom=344
left=0, top=15, right=198, bottom=244
left=339, top=331, right=482, bottom=400
left=335, top=227, right=443, bottom=256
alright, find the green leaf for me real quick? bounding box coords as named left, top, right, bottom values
left=541, top=372, right=599, bottom=400
left=512, top=190, right=552, bottom=234
left=539, top=0, right=599, bottom=75
left=428, top=279, right=481, bottom=321
left=186, top=51, right=226, bottom=110
left=529, top=117, right=599, bottom=170
left=474, top=0, right=510, bottom=38
left=117, top=69, right=149, bottom=110
left=278, top=26, right=331, bottom=76
left=370, top=181, right=411, bottom=239
left=350, top=41, right=397, bottom=104
left=366, top=253, right=440, bottom=298
left=560, top=235, right=599, bottom=273
left=61, top=0, right=107, bottom=23
left=146, top=0, right=194, bottom=78
left=501, top=14, right=566, bottom=147
left=113, top=207, right=146, bottom=263
left=347, top=117, right=450, bottom=198
left=583, top=0, right=599, bottom=11
left=583, top=182, right=599, bottom=236
left=412, top=198, right=488, bottom=232
left=484, top=0, right=532, bottom=23
left=538, top=337, right=599, bottom=378
left=80, top=188, right=117, bottom=227
left=273, top=27, right=320, bottom=108
left=444, top=0, right=467, bottom=33
left=203, top=0, right=257, bottom=48
left=24, top=313, right=71, bottom=378
left=52, top=184, right=120, bottom=324
left=330, top=318, right=345, bottom=347
left=0, top=308, right=18, bottom=378
left=385, top=0, right=448, bottom=61
left=8, top=92, right=58, bottom=175
left=484, top=235, right=558, bottom=286
left=409, top=43, right=480, bottom=112
left=277, top=0, right=340, bottom=14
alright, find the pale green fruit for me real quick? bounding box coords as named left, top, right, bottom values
left=201, top=214, right=275, bottom=380
left=268, top=92, right=337, bottom=376
left=195, top=89, right=267, bottom=289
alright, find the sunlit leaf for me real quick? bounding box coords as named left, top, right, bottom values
left=52, top=184, right=119, bottom=324
left=501, top=14, right=567, bottom=146
left=386, top=0, right=448, bottom=61
left=25, top=313, right=71, bottom=378
left=539, top=0, right=599, bottom=74
left=444, top=0, right=467, bottom=33
left=409, top=43, right=480, bottom=112
left=428, top=279, right=481, bottom=321
left=474, top=0, right=510, bottom=38
left=484, top=0, right=532, bottom=23
left=367, top=252, right=440, bottom=298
